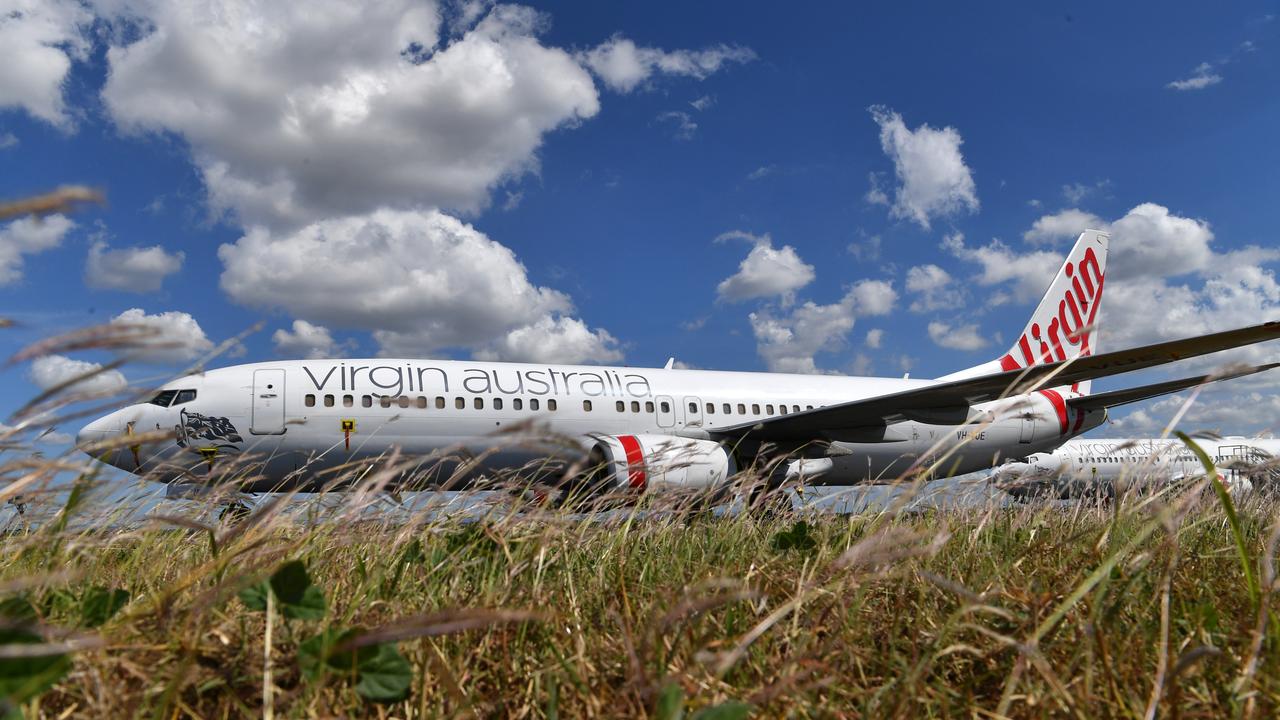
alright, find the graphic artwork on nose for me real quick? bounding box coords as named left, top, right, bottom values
left=175, top=409, right=244, bottom=453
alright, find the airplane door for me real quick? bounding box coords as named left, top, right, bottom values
left=656, top=395, right=676, bottom=428
left=684, top=396, right=703, bottom=427
left=1018, top=416, right=1033, bottom=443
left=251, top=368, right=286, bottom=435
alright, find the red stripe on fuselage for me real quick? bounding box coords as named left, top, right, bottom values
left=1039, top=389, right=1068, bottom=434
left=617, top=435, right=647, bottom=489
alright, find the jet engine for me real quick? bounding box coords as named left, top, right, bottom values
left=584, top=434, right=737, bottom=492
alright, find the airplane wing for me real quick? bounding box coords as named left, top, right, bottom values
left=1065, top=362, right=1280, bottom=411
left=712, top=320, right=1280, bottom=442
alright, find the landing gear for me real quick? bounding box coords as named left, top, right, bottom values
left=747, top=484, right=794, bottom=520
left=218, top=498, right=253, bottom=524
left=7, top=496, right=25, bottom=516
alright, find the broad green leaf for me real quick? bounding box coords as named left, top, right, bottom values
left=690, top=701, right=751, bottom=720
left=354, top=643, right=412, bottom=702
left=298, top=627, right=364, bottom=681
left=282, top=585, right=326, bottom=621
left=238, top=581, right=270, bottom=612
left=0, top=628, right=71, bottom=705
left=80, top=587, right=129, bottom=628
left=654, top=683, right=685, bottom=720
left=240, top=560, right=327, bottom=619
left=269, top=560, right=312, bottom=606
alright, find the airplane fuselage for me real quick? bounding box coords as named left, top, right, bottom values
left=78, top=358, right=1103, bottom=492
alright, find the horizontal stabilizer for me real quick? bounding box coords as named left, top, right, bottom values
left=714, top=320, right=1280, bottom=441
left=1067, top=362, right=1280, bottom=411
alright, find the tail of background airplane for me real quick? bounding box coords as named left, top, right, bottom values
left=939, top=230, right=1109, bottom=390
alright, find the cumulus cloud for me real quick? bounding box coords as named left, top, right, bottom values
left=868, top=106, right=978, bottom=229
left=0, top=0, right=92, bottom=127
left=472, top=316, right=622, bottom=364
left=1022, top=208, right=1105, bottom=244
left=580, top=35, right=754, bottom=93
left=715, top=231, right=815, bottom=305
left=1167, top=62, right=1222, bottom=91
left=110, top=308, right=216, bottom=363
left=85, top=241, right=184, bottom=292
left=101, top=2, right=601, bottom=228
left=905, top=263, right=964, bottom=312
left=219, top=209, right=617, bottom=362
left=28, top=354, right=128, bottom=396
left=272, top=320, right=352, bottom=359
left=865, top=328, right=884, bottom=349
left=927, top=320, right=988, bottom=351
left=657, top=110, right=697, bottom=140
left=0, top=214, right=75, bottom=285
left=943, top=232, right=1062, bottom=303
left=1109, top=390, right=1280, bottom=436
left=747, top=280, right=895, bottom=373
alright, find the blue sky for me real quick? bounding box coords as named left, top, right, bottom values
left=3, top=0, right=1280, bottom=443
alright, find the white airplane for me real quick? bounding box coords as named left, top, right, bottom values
left=75, top=230, right=1280, bottom=502
left=993, top=435, right=1280, bottom=500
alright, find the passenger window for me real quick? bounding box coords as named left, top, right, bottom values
left=752, top=404, right=760, bottom=414
left=305, top=394, right=316, bottom=408
left=548, top=399, right=557, bottom=411
left=737, top=403, right=746, bottom=414
left=416, top=396, right=427, bottom=409
left=514, top=398, right=523, bottom=410
left=530, top=399, right=540, bottom=410
left=766, top=404, right=775, bottom=414
left=583, top=400, right=593, bottom=411
left=660, top=401, right=670, bottom=413
left=631, top=401, right=640, bottom=412
left=399, top=396, right=410, bottom=409
left=362, top=395, right=372, bottom=408
left=806, top=405, right=813, bottom=410
left=380, top=396, right=392, bottom=408
left=688, top=402, right=697, bottom=413
left=173, top=389, right=197, bottom=405
left=324, top=394, right=335, bottom=407
left=793, top=405, right=800, bottom=413
left=780, top=405, right=788, bottom=414
left=616, top=401, right=625, bottom=412
left=645, top=401, right=654, bottom=413
left=455, top=397, right=465, bottom=410
left=722, top=403, right=731, bottom=414
left=343, top=394, right=353, bottom=407
left=706, top=403, right=715, bottom=414
left=475, top=397, right=484, bottom=409
left=435, top=397, right=445, bottom=409
left=494, top=398, right=503, bottom=410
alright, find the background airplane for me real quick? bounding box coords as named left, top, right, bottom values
left=75, top=231, right=1280, bottom=502
left=993, top=435, right=1280, bottom=500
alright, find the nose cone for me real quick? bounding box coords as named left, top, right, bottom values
left=77, top=415, right=114, bottom=456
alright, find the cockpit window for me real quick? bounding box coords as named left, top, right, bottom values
left=148, top=390, right=178, bottom=407
left=172, top=389, right=197, bottom=406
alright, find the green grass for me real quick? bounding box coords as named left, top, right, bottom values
left=2, top=470, right=1278, bottom=718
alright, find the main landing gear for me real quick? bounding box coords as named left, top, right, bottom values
left=217, top=498, right=254, bottom=524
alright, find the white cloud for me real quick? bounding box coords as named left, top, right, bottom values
left=0, top=132, right=17, bottom=149
left=690, top=95, right=714, bottom=111
left=747, top=281, right=894, bottom=374
left=715, top=232, right=815, bottom=305
left=927, top=320, right=988, bottom=351
left=580, top=35, right=754, bottom=93
left=0, top=214, right=75, bottom=285
left=657, top=110, right=697, bottom=140
left=905, top=263, right=964, bottom=312
left=750, top=301, right=857, bottom=374
left=85, top=241, right=184, bottom=292
left=1061, top=179, right=1111, bottom=205
left=865, top=328, right=884, bottom=349
left=868, top=106, right=978, bottom=230
left=101, top=2, right=602, bottom=228
left=1109, top=390, right=1280, bottom=437
left=0, top=0, right=92, bottom=128
left=472, top=315, right=622, bottom=364
left=746, top=165, right=775, bottom=181
left=219, top=208, right=618, bottom=362
left=272, top=320, right=352, bottom=359
left=1022, top=208, right=1105, bottom=244
left=1107, top=202, right=1218, bottom=280
left=1167, top=62, right=1222, bottom=91
left=28, top=354, right=128, bottom=396
left=943, top=232, right=1062, bottom=303
left=848, top=279, right=897, bottom=316
left=110, top=308, right=216, bottom=363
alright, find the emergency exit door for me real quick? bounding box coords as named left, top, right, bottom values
left=251, top=368, right=286, bottom=435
